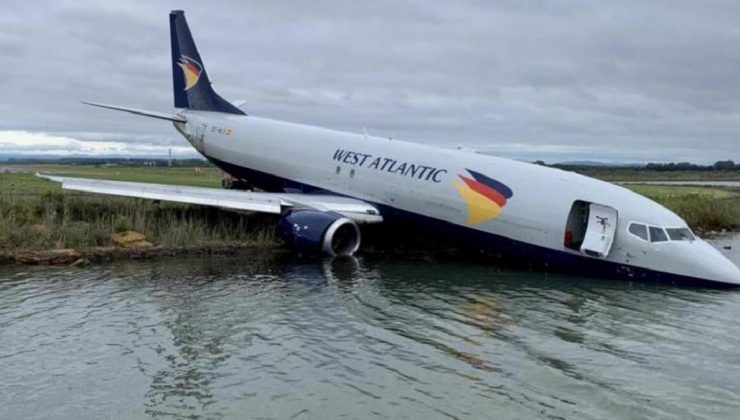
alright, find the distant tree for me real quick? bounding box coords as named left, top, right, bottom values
left=644, top=161, right=712, bottom=171
left=675, top=162, right=695, bottom=170
left=533, top=160, right=547, bottom=166
left=713, top=160, right=736, bottom=171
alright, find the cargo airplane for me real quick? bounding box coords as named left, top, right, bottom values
left=40, top=10, right=740, bottom=287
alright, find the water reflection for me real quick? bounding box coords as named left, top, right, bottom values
left=126, top=256, right=285, bottom=418
left=2, top=251, right=740, bottom=419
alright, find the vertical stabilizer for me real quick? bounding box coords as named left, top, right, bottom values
left=169, top=10, right=245, bottom=115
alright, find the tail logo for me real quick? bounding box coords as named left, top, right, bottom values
left=177, top=55, right=202, bottom=90
left=454, top=169, right=513, bottom=225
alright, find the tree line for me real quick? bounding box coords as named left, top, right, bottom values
left=643, top=160, right=738, bottom=171
left=4, top=157, right=212, bottom=167
left=542, top=160, right=739, bottom=171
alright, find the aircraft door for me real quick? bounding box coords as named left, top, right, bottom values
left=580, top=203, right=617, bottom=257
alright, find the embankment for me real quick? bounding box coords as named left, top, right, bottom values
left=1, top=169, right=738, bottom=266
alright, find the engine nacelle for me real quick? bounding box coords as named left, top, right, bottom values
left=278, top=210, right=361, bottom=256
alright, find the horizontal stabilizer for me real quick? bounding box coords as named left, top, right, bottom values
left=81, top=101, right=187, bottom=123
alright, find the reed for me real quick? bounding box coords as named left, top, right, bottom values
left=0, top=190, right=278, bottom=252
left=626, top=185, right=740, bottom=232
left=0, top=167, right=737, bottom=255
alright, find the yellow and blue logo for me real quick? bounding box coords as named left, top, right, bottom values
left=177, top=55, right=203, bottom=90
left=454, top=169, right=513, bottom=225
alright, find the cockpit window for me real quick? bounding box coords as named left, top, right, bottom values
left=649, top=226, right=669, bottom=243
left=631, top=223, right=695, bottom=243
left=666, top=228, right=695, bottom=241
left=628, top=223, right=648, bottom=241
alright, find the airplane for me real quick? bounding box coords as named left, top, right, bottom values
left=39, top=10, right=740, bottom=287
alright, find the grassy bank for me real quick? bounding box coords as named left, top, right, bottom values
left=6, top=164, right=223, bottom=187
left=553, top=167, right=739, bottom=231
left=1, top=165, right=738, bottom=258
left=571, top=168, right=740, bottom=182
left=623, top=185, right=740, bottom=233
left=0, top=170, right=277, bottom=254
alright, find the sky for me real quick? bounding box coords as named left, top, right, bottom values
left=1, top=0, right=739, bottom=163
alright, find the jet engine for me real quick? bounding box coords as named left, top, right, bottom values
left=278, top=210, right=361, bottom=256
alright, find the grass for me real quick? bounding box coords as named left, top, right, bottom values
left=573, top=168, right=740, bottom=231
left=623, top=185, right=740, bottom=232
left=17, top=164, right=223, bottom=187
left=626, top=185, right=737, bottom=198
left=0, top=167, right=276, bottom=253
left=574, top=168, right=740, bottom=182
left=0, top=165, right=737, bottom=255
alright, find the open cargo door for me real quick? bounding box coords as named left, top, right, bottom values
left=580, top=203, right=617, bottom=257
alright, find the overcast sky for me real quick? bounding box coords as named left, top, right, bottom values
left=1, top=0, right=739, bottom=163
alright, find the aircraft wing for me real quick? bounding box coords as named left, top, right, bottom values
left=36, top=173, right=383, bottom=224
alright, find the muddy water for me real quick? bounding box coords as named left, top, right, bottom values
left=1, top=237, right=739, bottom=419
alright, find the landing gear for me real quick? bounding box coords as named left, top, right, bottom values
left=221, top=172, right=254, bottom=190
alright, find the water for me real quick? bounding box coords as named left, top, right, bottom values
left=2, top=238, right=740, bottom=420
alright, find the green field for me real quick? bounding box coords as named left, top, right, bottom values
left=10, top=164, right=223, bottom=188
left=0, top=165, right=275, bottom=253
left=0, top=165, right=738, bottom=254
left=624, top=184, right=739, bottom=232
left=572, top=168, right=740, bottom=182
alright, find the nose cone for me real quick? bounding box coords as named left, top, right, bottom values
left=695, top=241, right=740, bottom=286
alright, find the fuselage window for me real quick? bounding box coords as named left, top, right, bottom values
left=628, top=223, right=648, bottom=241
left=666, top=228, right=695, bottom=241
left=649, top=226, right=669, bottom=243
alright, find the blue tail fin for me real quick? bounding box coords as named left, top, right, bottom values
left=170, top=10, right=245, bottom=115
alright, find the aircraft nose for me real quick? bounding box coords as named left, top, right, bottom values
left=697, top=240, right=740, bottom=286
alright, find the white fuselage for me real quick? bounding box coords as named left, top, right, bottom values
left=175, top=110, right=740, bottom=285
